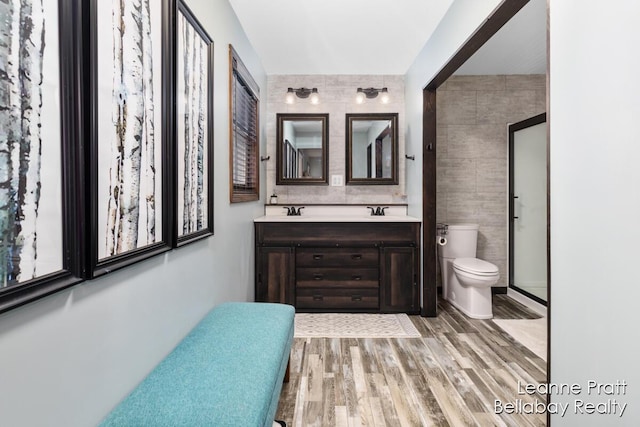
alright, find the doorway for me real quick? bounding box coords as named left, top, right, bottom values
left=421, top=0, right=531, bottom=317
left=509, top=113, right=547, bottom=305
left=420, top=0, right=550, bottom=422
left=421, top=0, right=551, bottom=424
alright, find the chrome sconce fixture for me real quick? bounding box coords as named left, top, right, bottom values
left=356, top=87, right=389, bottom=104
left=286, top=87, right=319, bottom=104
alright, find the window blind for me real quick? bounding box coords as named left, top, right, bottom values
left=229, top=45, right=259, bottom=202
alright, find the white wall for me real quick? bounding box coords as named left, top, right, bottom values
left=352, top=131, right=369, bottom=178
left=549, top=0, right=640, bottom=424
left=0, top=0, right=266, bottom=426
left=404, top=0, right=502, bottom=219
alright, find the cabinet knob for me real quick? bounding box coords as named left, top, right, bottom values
left=351, top=295, right=362, bottom=301
left=351, top=254, right=362, bottom=260
left=313, top=294, right=323, bottom=301
left=352, top=275, right=362, bottom=281
left=313, top=254, right=323, bottom=260
left=313, top=274, right=324, bottom=280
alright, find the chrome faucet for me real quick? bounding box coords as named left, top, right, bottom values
left=284, top=206, right=304, bottom=216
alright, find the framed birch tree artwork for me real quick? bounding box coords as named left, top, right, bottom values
left=87, top=0, right=175, bottom=277
left=0, top=0, right=84, bottom=313
left=176, top=1, right=214, bottom=246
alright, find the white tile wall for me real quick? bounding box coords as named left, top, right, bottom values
left=265, top=75, right=407, bottom=204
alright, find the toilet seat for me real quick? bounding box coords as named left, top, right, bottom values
left=453, top=257, right=499, bottom=276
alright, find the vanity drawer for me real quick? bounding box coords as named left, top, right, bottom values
left=296, top=267, right=378, bottom=288
left=296, top=288, right=379, bottom=310
left=296, top=248, right=378, bottom=267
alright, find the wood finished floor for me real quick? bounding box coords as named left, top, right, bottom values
left=276, top=295, right=547, bottom=427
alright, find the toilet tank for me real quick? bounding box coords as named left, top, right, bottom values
left=439, top=223, right=479, bottom=259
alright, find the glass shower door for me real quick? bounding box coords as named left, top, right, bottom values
left=510, top=114, right=547, bottom=303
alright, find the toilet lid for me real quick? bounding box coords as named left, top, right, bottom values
left=453, top=257, right=499, bottom=275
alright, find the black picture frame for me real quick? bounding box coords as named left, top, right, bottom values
left=0, top=0, right=84, bottom=314
left=85, top=0, right=176, bottom=278
left=175, top=1, right=214, bottom=247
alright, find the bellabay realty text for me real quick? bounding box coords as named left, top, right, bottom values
left=494, top=380, right=629, bottom=417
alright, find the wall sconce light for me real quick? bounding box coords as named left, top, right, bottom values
left=356, top=87, right=389, bottom=104
left=286, top=87, right=319, bottom=105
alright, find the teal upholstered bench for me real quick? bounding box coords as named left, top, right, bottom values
left=100, top=302, right=295, bottom=427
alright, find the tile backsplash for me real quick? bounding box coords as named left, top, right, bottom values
left=266, top=75, right=406, bottom=204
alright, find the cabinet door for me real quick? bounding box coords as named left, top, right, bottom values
left=256, top=247, right=294, bottom=305
left=380, top=247, right=418, bottom=313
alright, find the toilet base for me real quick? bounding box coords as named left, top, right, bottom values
left=447, top=297, right=493, bottom=319
left=446, top=283, right=494, bottom=319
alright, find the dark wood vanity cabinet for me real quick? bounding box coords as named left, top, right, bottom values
left=380, top=247, right=417, bottom=312
left=255, top=247, right=295, bottom=305
left=295, top=247, right=380, bottom=310
left=255, top=221, right=420, bottom=313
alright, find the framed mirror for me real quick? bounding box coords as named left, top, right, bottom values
left=276, top=113, right=329, bottom=185
left=346, top=113, right=398, bottom=185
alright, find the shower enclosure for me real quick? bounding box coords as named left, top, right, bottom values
left=509, top=113, right=547, bottom=304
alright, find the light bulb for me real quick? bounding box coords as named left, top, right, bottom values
left=380, top=88, right=389, bottom=104
left=285, top=89, right=295, bottom=104
left=355, top=91, right=365, bottom=104
left=310, top=91, right=319, bottom=105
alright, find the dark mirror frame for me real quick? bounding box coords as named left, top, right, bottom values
left=276, top=113, right=329, bottom=185
left=346, top=113, right=399, bottom=185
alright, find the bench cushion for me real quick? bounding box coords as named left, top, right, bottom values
left=100, top=302, right=295, bottom=427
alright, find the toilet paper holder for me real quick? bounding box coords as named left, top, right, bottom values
left=436, top=223, right=448, bottom=236
left=436, top=223, right=448, bottom=246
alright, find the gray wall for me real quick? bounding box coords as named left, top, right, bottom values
left=436, top=74, right=546, bottom=286
left=0, top=0, right=266, bottom=425
left=267, top=75, right=406, bottom=205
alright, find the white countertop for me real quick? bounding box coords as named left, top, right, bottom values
left=254, top=204, right=421, bottom=223
left=254, top=215, right=421, bottom=223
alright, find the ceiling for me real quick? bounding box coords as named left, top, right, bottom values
left=455, top=0, right=546, bottom=75
left=228, top=0, right=546, bottom=76
left=228, top=0, right=454, bottom=75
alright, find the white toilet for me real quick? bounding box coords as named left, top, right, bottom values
left=437, top=224, right=499, bottom=319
